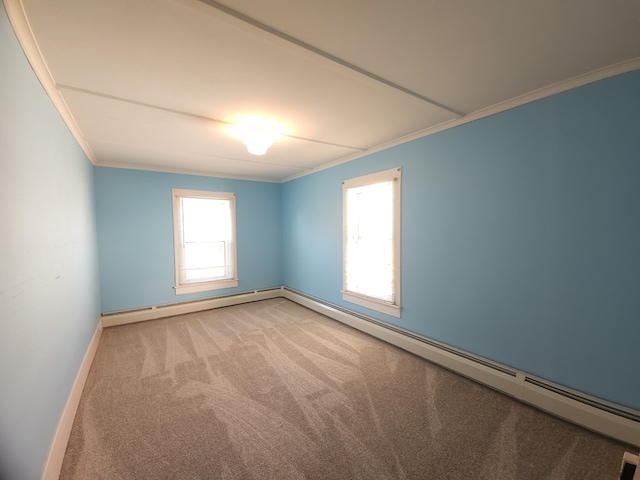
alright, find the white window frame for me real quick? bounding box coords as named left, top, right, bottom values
left=172, top=188, right=238, bottom=295
left=342, top=167, right=401, bottom=317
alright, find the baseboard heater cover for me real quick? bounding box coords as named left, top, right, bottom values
left=282, top=287, right=640, bottom=447
left=101, top=287, right=283, bottom=327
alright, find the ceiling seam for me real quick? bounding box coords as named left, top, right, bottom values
left=93, top=139, right=317, bottom=170
left=196, top=0, right=465, bottom=118
left=57, top=85, right=366, bottom=151
left=95, top=163, right=288, bottom=183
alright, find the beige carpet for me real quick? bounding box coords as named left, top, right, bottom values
left=60, top=298, right=633, bottom=479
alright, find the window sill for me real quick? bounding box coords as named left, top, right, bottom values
left=342, top=291, right=401, bottom=318
left=175, top=279, right=238, bottom=295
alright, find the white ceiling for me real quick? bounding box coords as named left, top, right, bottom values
left=10, top=0, right=640, bottom=182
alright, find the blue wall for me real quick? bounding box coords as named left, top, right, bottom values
left=95, top=167, right=282, bottom=312
left=2, top=2, right=638, bottom=474
left=283, top=71, right=640, bottom=410
left=0, top=6, right=101, bottom=480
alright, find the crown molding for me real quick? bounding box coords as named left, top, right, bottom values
left=95, top=161, right=287, bottom=184
left=282, top=57, right=640, bottom=183
left=4, top=0, right=97, bottom=165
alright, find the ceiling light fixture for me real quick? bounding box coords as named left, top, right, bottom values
left=240, top=127, right=274, bottom=156
left=229, top=117, right=285, bottom=156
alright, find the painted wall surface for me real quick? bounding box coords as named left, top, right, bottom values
left=283, top=71, right=640, bottom=410
left=0, top=6, right=101, bottom=480
left=95, top=167, right=282, bottom=312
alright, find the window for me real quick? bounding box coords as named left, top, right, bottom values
left=172, top=189, right=238, bottom=295
left=343, top=168, right=401, bottom=317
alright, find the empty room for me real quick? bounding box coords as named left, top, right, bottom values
left=1, top=0, right=639, bottom=479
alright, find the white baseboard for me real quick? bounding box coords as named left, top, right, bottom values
left=42, top=320, right=103, bottom=480
left=282, top=288, right=640, bottom=447
left=101, top=288, right=283, bottom=327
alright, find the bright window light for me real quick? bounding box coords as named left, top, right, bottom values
left=172, top=189, right=238, bottom=295
left=343, top=168, right=401, bottom=317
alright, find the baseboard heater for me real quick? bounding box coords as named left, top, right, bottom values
left=101, top=287, right=282, bottom=327
left=281, top=287, right=640, bottom=448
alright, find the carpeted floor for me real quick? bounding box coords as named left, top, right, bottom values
left=60, top=298, right=633, bottom=479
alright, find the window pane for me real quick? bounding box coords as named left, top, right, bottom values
left=175, top=192, right=236, bottom=287
left=182, top=198, right=231, bottom=243
left=183, top=241, right=229, bottom=282
left=345, top=180, right=395, bottom=303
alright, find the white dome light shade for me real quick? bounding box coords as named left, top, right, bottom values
left=228, top=117, right=285, bottom=156
left=241, top=127, right=274, bottom=155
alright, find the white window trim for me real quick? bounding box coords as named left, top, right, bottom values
left=172, top=188, right=238, bottom=295
left=342, top=291, right=401, bottom=317
left=342, top=167, right=401, bottom=317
